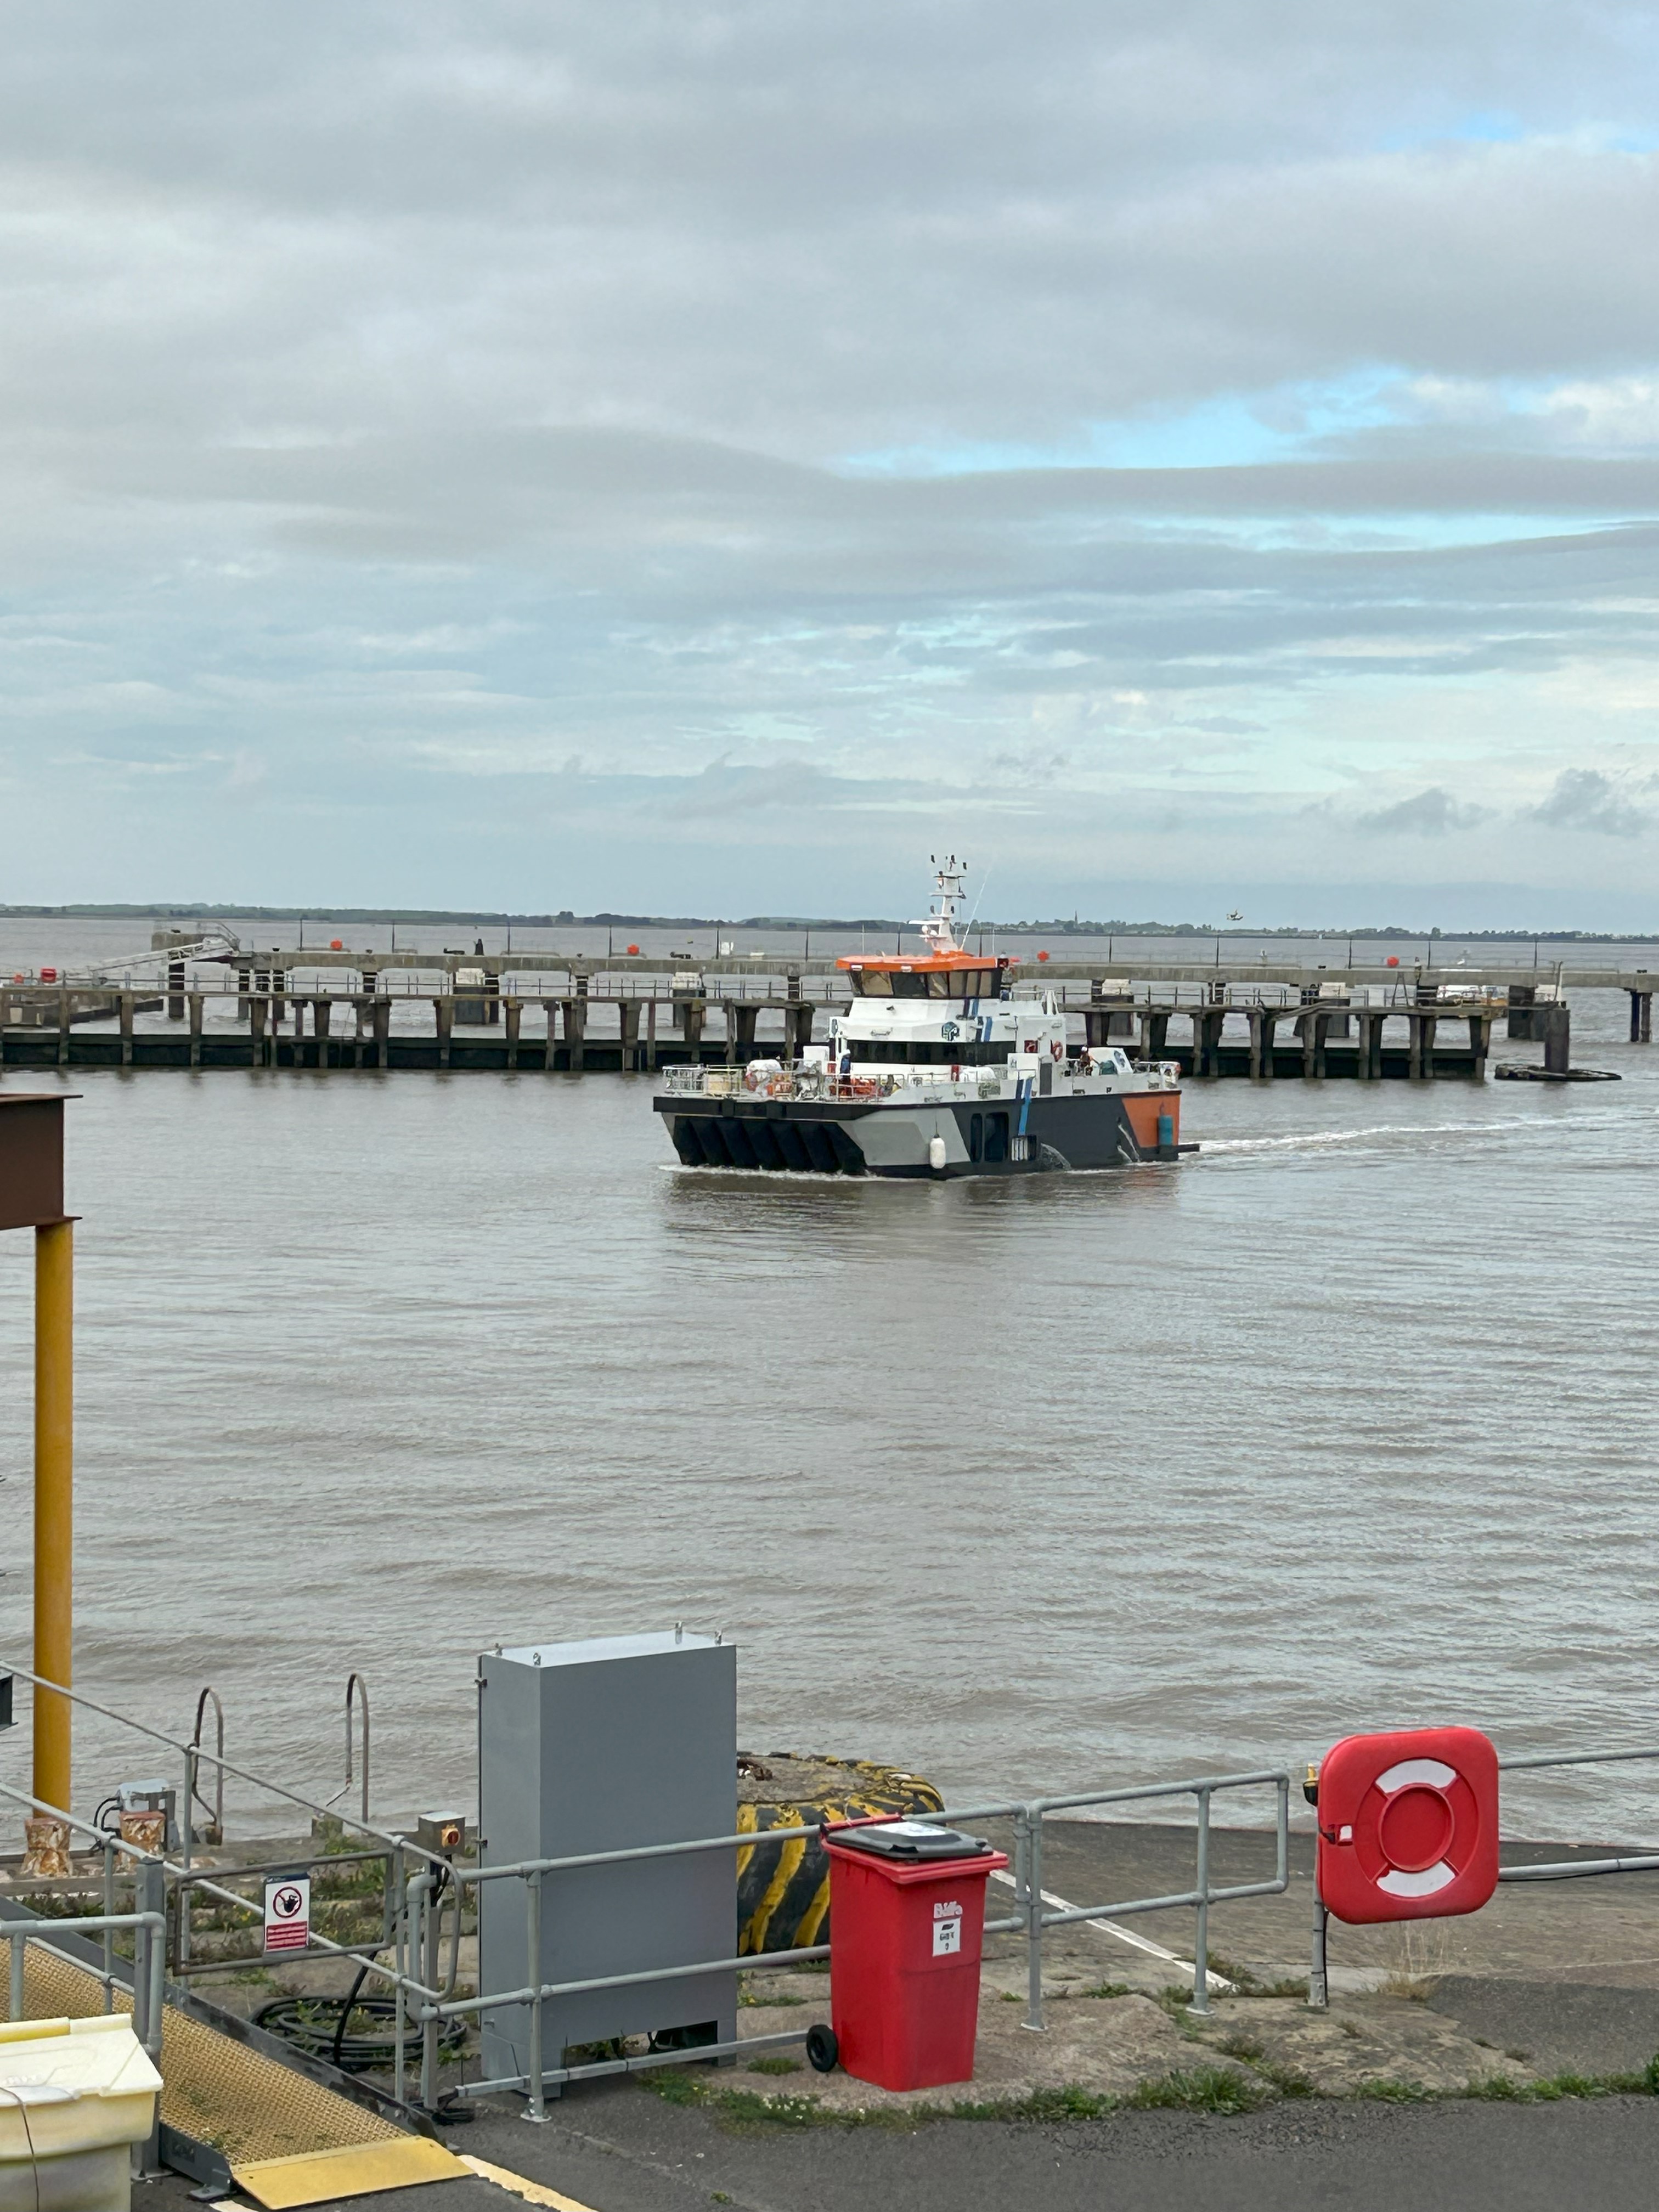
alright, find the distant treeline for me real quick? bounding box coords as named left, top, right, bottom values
left=0, top=902, right=1652, bottom=943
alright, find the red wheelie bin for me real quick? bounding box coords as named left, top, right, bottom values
left=817, top=1820, right=1008, bottom=2091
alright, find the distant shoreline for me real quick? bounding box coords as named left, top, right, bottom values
left=1, top=904, right=1652, bottom=944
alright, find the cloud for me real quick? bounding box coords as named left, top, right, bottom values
left=1532, top=767, right=1652, bottom=836
left=1357, top=787, right=1492, bottom=836
left=0, top=4, right=1656, bottom=913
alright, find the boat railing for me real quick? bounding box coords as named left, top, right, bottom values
left=659, top=1057, right=1184, bottom=1098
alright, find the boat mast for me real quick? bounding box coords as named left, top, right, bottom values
left=916, top=855, right=967, bottom=957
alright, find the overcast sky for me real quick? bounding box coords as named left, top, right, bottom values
left=1, top=2, right=1655, bottom=924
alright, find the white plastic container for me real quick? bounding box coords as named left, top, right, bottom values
left=0, top=2015, right=161, bottom=2212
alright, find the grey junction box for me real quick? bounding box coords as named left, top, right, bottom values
left=477, top=1630, right=737, bottom=2094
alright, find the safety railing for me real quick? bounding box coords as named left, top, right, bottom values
left=1013, top=1770, right=1291, bottom=2028
left=0, top=1663, right=1292, bottom=2121
left=16, top=1658, right=1659, bottom=2124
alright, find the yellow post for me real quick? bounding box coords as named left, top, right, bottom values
left=33, top=1216, right=73, bottom=1815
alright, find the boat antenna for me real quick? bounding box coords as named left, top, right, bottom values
left=961, top=859, right=992, bottom=949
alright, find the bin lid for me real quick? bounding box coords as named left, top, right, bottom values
left=830, top=1819, right=995, bottom=1862
left=0, top=2015, right=162, bottom=2101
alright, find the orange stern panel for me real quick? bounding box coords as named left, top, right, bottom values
left=1123, top=1093, right=1180, bottom=1153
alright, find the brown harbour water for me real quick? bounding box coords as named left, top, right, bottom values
left=1, top=918, right=1656, bottom=1841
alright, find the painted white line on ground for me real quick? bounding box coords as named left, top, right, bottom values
left=989, top=1868, right=1234, bottom=1991
left=460, top=2152, right=601, bottom=2212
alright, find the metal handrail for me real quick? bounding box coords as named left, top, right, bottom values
left=0, top=1658, right=454, bottom=1875
left=189, top=1686, right=225, bottom=1841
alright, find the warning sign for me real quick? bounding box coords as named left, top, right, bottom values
left=264, top=1875, right=311, bottom=1954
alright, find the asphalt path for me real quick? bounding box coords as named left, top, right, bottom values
left=151, top=2080, right=1659, bottom=2212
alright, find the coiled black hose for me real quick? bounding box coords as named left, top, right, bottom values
left=253, top=1972, right=467, bottom=2074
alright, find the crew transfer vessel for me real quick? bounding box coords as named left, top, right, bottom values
left=653, top=860, right=1187, bottom=1177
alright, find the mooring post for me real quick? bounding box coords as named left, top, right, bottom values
left=1542, top=1001, right=1571, bottom=1075
left=117, top=994, right=134, bottom=1070
left=314, top=997, right=331, bottom=1070
left=504, top=997, right=522, bottom=1071
left=645, top=996, right=658, bottom=1071
left=57, top=990, right=71, bottom=1069
left=373, top=997, right=391, bottom=1068
left=540, top=999, right=558, bottom=1073
left=618, top=998, right=640, bottom=1070
left=166, top=959, right=185, bottom=1022
left=188, top=992, right=203, bottom=1069
left=565, top=996, right=586, bottom=1072
left=434, top=996, right=453, bottom=1071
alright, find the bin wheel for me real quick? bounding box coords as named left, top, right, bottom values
left=805, top=2024, right=839, bottom=2074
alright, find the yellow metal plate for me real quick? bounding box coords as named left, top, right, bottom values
left=232, top=2136, right=469, bottom=2208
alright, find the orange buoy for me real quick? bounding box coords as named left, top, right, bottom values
left=330, top=938, right=343, bottom=950
left=1386, top=955, right=1400, bottom=968
left=627, top=943, right=640, bottom=955
left=1037, top=950, right=1049, bottom=962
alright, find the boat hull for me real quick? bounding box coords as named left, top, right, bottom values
left=654, top=1088, right=1180, bottom=1176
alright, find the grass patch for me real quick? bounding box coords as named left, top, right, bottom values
left=746, top=2057, right=802, bottom=2076
left=1076, top=1983, right=1133, bottom=2001
left=1126, top=2067, right=1272, bottom=2117
left=950, top=2086, right=1115, bottom=2122
left=1465, top=2070, right=1650, bottom=2103
left=1256, top=2063, right=1314, bottom=2098
left=1356, top=2078, right=1431, bottom=2103
left=645, top=2072, right=704, bottom=2109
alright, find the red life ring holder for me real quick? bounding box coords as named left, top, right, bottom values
left=1316, top=1726, right=1499, bottom=1925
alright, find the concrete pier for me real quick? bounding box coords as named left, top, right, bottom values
left=0, top=935, right=1612, bottom=1080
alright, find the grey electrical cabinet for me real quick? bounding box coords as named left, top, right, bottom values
left=477, top=1631, right=737, bottom=2094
